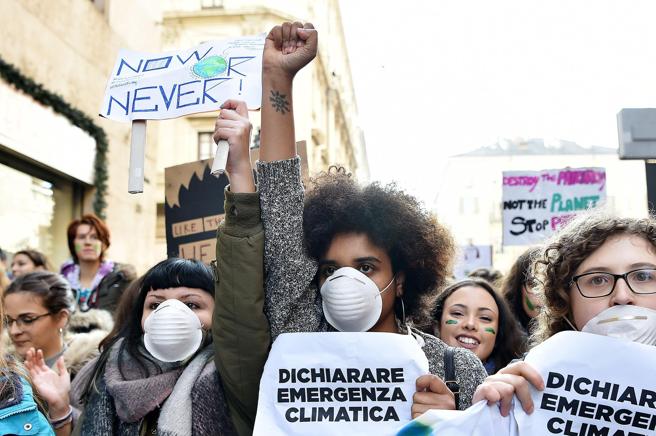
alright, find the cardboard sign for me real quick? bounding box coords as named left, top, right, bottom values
left=164, top=159, right=228, bottom=263
left=502, top=167, right=606, bottom=246
left=101, top=35, right=265, bottom=122
left=453, top=244, right=493, bottom=279
left=254, top=332, right=430, bottom=435
left=396, top=332, right=656, bottom=436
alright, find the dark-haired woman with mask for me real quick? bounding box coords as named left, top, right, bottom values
left=26, top=258, right=235, bottom=435
left=256, top=22, right=487, bottom=416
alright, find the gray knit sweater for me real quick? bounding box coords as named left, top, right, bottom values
left=257, top=157, right=487, bottom=410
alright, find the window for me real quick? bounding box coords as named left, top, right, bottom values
left=198, top=131, right=216, bottom=160
left=0, top=160, right=82, bottom=269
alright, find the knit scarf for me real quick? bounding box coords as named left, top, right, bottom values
left=80, top=339, right=232, bottom=436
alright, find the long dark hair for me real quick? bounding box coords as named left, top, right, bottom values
left=84, top=258, right=214, bottom=398
left=432, top=278, right=526, bottom=372
left=500, top=247, right=541, bottom=332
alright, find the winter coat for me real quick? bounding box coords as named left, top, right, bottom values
left=212, top=187, right=269, bottom=436
left=0, top=374, right=53, bottom=436
left=60, top=261, right=136, bottom=314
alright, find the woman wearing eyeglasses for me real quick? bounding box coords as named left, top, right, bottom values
left=3, top=272, right=111, bottom=380
left=473, top=213, right=656, bottom=416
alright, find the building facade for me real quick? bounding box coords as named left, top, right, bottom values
left=0, top=0, right=163, bottom=273
left=0, top=0, right=367, bottom=270
left=434, top=139, right=648, bottom=273
left=155, top=0, right=368, bottom=255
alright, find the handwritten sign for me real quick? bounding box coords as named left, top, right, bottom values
left=164, top=159, right=228, bottom=263
left=502, top=167, right=606, bottom=245
left=254, top=332, right=429, bottom=435
left=396, top=332, right=656, bottom=436
left=100, top=35, right=265, bottom=122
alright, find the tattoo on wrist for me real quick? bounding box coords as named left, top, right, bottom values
left=269, top=90, right=290, bottom=114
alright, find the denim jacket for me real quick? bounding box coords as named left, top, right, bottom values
left=0, top=375, right=53, bottom=435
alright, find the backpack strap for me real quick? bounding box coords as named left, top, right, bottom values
left=444, top=346, right=460, bottom=409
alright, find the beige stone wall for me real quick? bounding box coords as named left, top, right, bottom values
left=153, top=0, right=368, bottom=257
left=0, top=0, right=368, bottom=268
left=0, top=0, right=163, bottom=273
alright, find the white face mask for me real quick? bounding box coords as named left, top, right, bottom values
left=143, top=299, right=204, bottom=362
left=320, top=267, right=395, bottom=332
left=581, top=305, right=656, bottom=346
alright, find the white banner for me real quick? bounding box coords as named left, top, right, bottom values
left=502, top=167, right=606, bottom=246
left=254, top=332, right=430, bottom=436
left=517, top=331, right=656, bottom=435
left=396, top=331, right=656, bottom=436
left=100, top=35, right=264, bottom=122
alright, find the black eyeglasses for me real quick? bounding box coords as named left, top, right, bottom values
left=571, top=268, right=656, bottom=298
left=3, top=312, right=52, bottom=329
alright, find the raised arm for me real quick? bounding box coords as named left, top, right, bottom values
left=260, top=22, right=317, bottom=162
left=212, top=100, right=270, bottom=436
left=257, top=23, right=325, bottom=340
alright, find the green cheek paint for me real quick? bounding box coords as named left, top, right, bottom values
left=525, top=295, right=536, bottom=311
left=484, top=327, right=496, bottom=335
left=445, top=319, right=458, bottom=325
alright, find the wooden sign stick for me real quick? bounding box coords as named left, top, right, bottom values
left=128, top=120, right=147, bottom=193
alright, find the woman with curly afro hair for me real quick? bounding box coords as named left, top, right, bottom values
left=473, top=211, right=656, bottom=416
left=255, top=21, right=487, bottom=414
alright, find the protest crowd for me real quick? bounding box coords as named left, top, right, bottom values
left=0, top=20, right=655, bottom=436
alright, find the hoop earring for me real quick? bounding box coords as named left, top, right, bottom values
left=397, top=296, right=406, bottom=327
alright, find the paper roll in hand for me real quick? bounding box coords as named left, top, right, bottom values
left=211, top=139, right=230, bottom=175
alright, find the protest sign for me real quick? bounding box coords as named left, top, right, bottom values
left=516, top=331, right=656, bottom=436
left=253, top=332, right=430, bottom=435
left=396, top=331, right=656, bottom=436
left=100, top=35, right=264, bottom=192
left=164, top=159, right=228, bottom=263
left=100, top=36, right=265, bottom=122
left=453, top=244, right=493, bottom=279
left=502, top=167, right=606, bottom=245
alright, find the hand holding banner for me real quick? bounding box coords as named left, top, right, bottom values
left=396, top=331, right=656, bottom=436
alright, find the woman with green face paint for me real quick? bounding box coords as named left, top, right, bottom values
left=60, top=214, right=135, bottom=314
left=500, top=247, right=544, bottom=335
left=431, top=278, right=526, bottom=374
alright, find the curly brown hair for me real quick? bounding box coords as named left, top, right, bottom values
left=531, top=211, right=656, bottom=345
left=303, top=169, right=456, bottom=327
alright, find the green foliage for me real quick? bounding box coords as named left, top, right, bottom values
left=0, top=57, right=108, bottom=218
